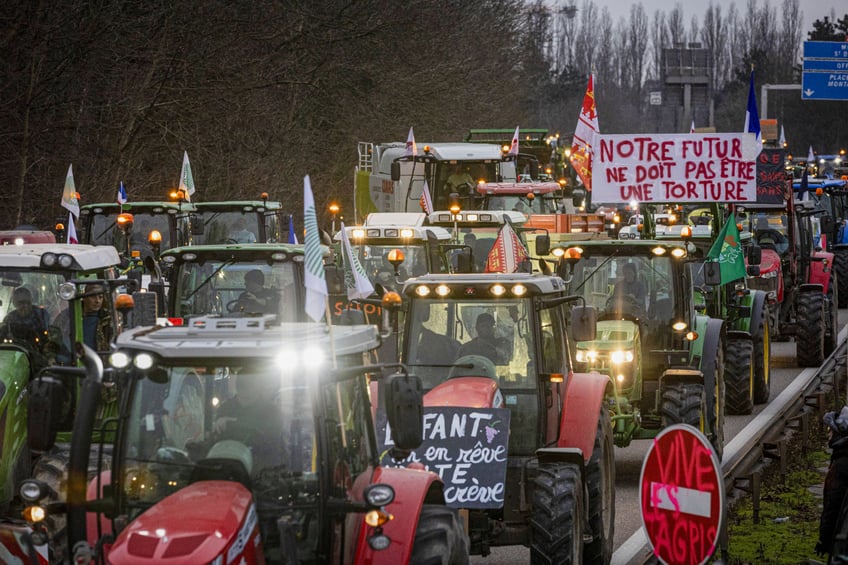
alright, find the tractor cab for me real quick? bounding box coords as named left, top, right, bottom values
left=191, top=199, right=288, bottom=245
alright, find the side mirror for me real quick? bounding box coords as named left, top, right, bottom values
left=383, top=373, right=423, bottom=456
left=390, top=161, right=401, bottom=182
left=570, top=305, right=597, bottom=342
left=704, top=261, right=722, bottom=286
left=27, top=376, right=67, bottom=451
left=535, top=234, right=551, bottom=257
left=190, top=214, right=205, bottom=236
left=747, top=244, right=762, bottom=266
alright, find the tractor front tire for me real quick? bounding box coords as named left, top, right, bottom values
left=797, top=291, right=825, bottom=367
left=409, top=504, right=469, bottom=565
left=661, top=383, right=705, bottom=430
left=584, top=406, right=615, bottom=565
left=834, top=250, right=848, bottom=309
left=530, top=462, right=584, bottom=565
left=724, top=339, right=754, bottom=415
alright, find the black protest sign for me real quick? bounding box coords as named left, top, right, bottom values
left=376, top=406, right=510, bottom=509
left=756, top=148, right=787, bottom=204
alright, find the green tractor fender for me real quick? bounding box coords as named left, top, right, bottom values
left=728, top=289, right=767, bottom=334
left=696, top=317, right=725, bottom=428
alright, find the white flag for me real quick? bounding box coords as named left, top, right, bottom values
left=178, top=151, right=196, bottom=201
left=340, top=222, right=374, bottom=300
left=67, top=212, right=78, bottom=244
left=405, top=127, right=418, bottom=157
left=779, top=125, right=786, bottom=147
left=689, top=120, right=695, bottom=134
left=808, top=145, right=815, bottom=167
left=304, top=175, right=328, bottom=322
left=508, top=126, right=520, bottom=156
left=60, top=164, right=80, bottom=218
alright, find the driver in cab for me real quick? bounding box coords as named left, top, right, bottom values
left=609, top=262, right=646, bottom=313
left=446, top=164, right=475, bottom=194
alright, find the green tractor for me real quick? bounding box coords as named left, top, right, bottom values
left=0, top=244, right=134, bottom=517
left=554, top=238, right=726, bottom=457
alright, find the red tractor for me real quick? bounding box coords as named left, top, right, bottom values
left=397, top=273, right=613, bottom=564
left=743, top=190, right=838, bottom=366
left=13, top=318, right=468, bottom=564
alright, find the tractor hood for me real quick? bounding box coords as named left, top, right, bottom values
left=577, top=319, right=639, bottom=353
left=107, top=481, right=262, bottom=564
left=425, top=376, right=504, bottom=408
left=757, top=248, right=781, bottom=276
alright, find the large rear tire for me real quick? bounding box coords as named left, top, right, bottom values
left=584, top=406, right=615, bottom=565
left=752, top=304, right=771, bottom=404
left=724, top=339, right=754, bottom=415
left=796, top=291, right=825, bottom=367
left=409, top=504, right=469, bottom=565
left=530, top=462, right=584, bottom=565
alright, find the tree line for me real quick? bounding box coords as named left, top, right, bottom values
left=1, top=0, right=845, bottom=230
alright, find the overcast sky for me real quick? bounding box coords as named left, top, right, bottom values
left=590, top=0, right=847, bottom=43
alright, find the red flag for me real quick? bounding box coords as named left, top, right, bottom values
left=405, top=127, right=418, bottom=157
left=67, top=212, right=78, bottom=244
left=484, top=222, right=528, bottom=273
left=569, top=74, right=599, bottom=191
left=419, top=180, right=434, bottom=214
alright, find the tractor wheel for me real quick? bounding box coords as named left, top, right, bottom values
left=752, top=304, right=771, bottom=405
left=32, top=444, right=112, bottom=563
left=710, top=339, right=725, bottom=461
left=530, top=462, right=584, bottom=565
left=724, top=339, right=754, bottom=415
left=409, top=504, right=469, bottom=565
left=826, top=273, right=839, bottom=358
left=584, top=406, right=615, bottom=565
left=834, top=250, right=848, bottom=309
left=796, top=291, right=825, bottom=367
left=661, top=383, right=705, bottom=430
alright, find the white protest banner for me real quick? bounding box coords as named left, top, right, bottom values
left=592, top=132, right=761, bottom=204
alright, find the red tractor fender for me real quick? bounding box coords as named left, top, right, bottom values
left=353, top=466, right=444, bottom=564
left=810, top=249, right=835, bottom=290
left=557, top=371, right=609, bottom=463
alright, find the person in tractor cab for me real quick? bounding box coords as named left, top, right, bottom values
left=211, top=370, right=285, bottom=473
left=1, top=286, right=50, bottom=352
left=50, top=282, right=114, bottom=356
left=236, top=269, right=277, bottom=314
left=457, top=312, right=511, bottom=365
left=446, top=164, right=475, bottom=194
left=608, top=262, right=647, bottom=317
left=228, top=217, right=257, bottom=244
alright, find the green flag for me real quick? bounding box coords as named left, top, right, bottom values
left=706, top=212, right=746, bottom=284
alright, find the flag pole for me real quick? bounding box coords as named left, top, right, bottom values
left=323, top=298, right=337, bottom=370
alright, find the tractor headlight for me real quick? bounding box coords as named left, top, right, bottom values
left=19, top=480, right=48, bottom=503
left=610, top=350, right=634, bottom=364
left=364, top=484, right=395, bottom=507
left=109, top=351, right=132, bottom=369
left=58, top=282, right=78, bottom=300
left=576, top=349, right=598, bottom=363
left=133, top=353, right=155, bottom=370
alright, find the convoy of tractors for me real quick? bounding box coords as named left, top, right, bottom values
left=0, top=129, right=845, bottom=564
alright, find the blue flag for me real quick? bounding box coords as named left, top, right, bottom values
left=117, top=181, right=128, bottom=205
left=799, top=171, right=809, bottom=201
left=288, top=215, right=298, bottom=244
left=744, top=70, right=761, bottom=144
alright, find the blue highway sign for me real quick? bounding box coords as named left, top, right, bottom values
left=804, top=59, right=848, bottom=72
left=804, top=41, right=848, bottom=60
left=802, top=72, right=848, bottom=100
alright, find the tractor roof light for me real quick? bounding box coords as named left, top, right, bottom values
left=352, top=228, right=366, bottom=240
left=651, top=246, right=667, bottom=256
left=116, top=213, right=134, bottom=231
left=434, top=284, right=451, bottom=297
left=563, top=247, right=583, bottom=259
left=449, top=204, right=461, bottom=216
left=551, top=247, right=565, bottom=258
left=133, top=353, right=155, bottom=371
left=680, top=226, right=692, bottom=238
left=511, top=284, right=527, bottom=296
left=115, top=293, right=135, bottom=313
left=490, top=284, right=507, bottom=297
left=148, top=230, right=162, bottom=245
left=670, top=247, right=687, bottom=258
left=415, top=285, right=431, bottom=297
left=109, top=351, right=132, bottom=369
left=382, top=291, right=403, bottom=308
left=387, top=249, right=405, bottom=266
left=400, top=228, right=414, bottom=238
left=672, top=321, right=688, bottom=331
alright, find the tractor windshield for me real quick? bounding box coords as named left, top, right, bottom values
left=172, top=260, right=298, bottom=319
left=120, top=358, right=376, bottom=562
left=744, top=210, right=790, bottom=256
left=352, top=243, right=444, bottom=290
left=88, top=211, right=188, bottom=258
left=405, top=297, right=543, bottom=390
left=565, top=254, right=676, bottom=324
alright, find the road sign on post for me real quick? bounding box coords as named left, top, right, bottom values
left=640, top=424, right=725, bottom=565
left=802, top=41, right=848, bottom=100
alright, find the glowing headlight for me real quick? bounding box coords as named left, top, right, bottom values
left=672, top=321, right=688, bottom=331
left=109, top=351, right=132, bottom=369
left=133, top=353, right=155, bottom=370
left=23, top=506, right=46, bottom=523
left=576, top=349, right=598, bottom=363
left=610, top=350, right=634, bottom=364
left=511, top=284, right=527, bottom=296
left=651, top=246, right=666, bottom=256
left=490, top=284, right=506, bottom=297
left=415, top=285, right=431, bottom=297
left=304, top=346, right=324, bottom=368
left=400, top=228, right=414, bottom=238
left=435, top=285, right=451, bottom=297
left=671, top=247, right=687, bottom=258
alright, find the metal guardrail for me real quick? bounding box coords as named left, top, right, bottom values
left=612, top=326, right=848, bottom=565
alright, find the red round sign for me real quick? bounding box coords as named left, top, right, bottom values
left=639, top=424, right=724, bottom=565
